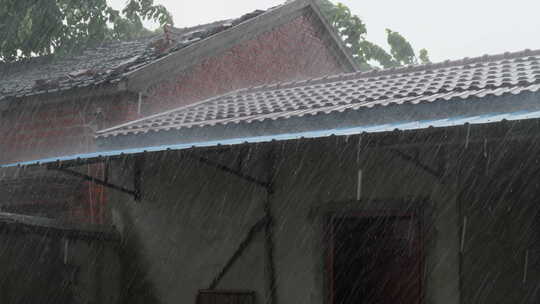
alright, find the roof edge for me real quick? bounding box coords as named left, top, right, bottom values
left=94, top=90, right=540, bottom=149
left=0, top=212, right=120, bottom=241
left=305, top=0, right=360, bottom=72
left=1, top=80, right=131, bottom=107
left=123, top=0, right=355, bottom=91
left=96, top=87, right=243, bottom=136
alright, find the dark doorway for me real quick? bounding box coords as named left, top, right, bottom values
left=329, top=214, right=422, bottom=304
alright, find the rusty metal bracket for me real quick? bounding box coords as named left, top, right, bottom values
left=50, top=167, right=139, bottom=200
left=390, top=148, right=444, bottom=180
left=189, top=154, right=271, bottom=190
left=48, top=155, right=144, bottom=201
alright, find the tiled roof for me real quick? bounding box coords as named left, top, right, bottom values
left=0, top=10, right=266, bottom=100
left=97, top=49, right=540, bottom=138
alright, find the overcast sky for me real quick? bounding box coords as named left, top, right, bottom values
left=108, top=0, right=540, bottom=63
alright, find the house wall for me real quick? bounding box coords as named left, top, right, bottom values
left=105, top=137, right=463, bottom=304
left=0, top=164, right=115, bottom=223
left=457, top=140, right=540, bottom=304
left=0, top=92, right=138, bottom=222
left=0, top=9, right=348, bottom=223
left=0, top=10, right=347, bottom=166
left=108, top=152, right=267, bottom=304
left=0, top=93, right=138, bottom=164
left=268, top=140, right=461, bottom=304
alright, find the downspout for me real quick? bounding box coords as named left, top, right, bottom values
left=137, top=92, right=143, bottom=116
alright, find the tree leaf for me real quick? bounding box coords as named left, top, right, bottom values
left=0, top=0, right=174, bottom=62
left=316, top=0, right=429, bottom=70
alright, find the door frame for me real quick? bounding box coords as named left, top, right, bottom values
left=324, top=205, right=425, bottom=304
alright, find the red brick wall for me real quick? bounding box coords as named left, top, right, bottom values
left=0, top=165, right=107, bottom=224
left=0, top=94, right=139, bottom=164
left=143, top=13, right=345, bottom=115
left=0, top=96, right=136, bottom=224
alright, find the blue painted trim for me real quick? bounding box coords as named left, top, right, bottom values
left=3, top=110, right=540, bottom=168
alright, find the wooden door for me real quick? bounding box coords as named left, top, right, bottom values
left=330, top=215, right=422, bottom=304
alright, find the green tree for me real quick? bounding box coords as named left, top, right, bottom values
left=418, top=48, right=431, bottom=64
left=317, top=0, right=430, bottom=69
left=0, top=0, right=173, bottom=62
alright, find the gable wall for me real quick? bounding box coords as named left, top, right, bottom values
left=141, top=12, right=346, bottom=115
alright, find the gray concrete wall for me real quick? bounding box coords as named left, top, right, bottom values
left=108, top=153, right=267, bottom=304
left=107, top=138, right=462, bottom=304
left=457, top=140, right=540, bottom=304
left=0, top=232, right=121, bottom=304
left=268, top=140, right=460, bottom=304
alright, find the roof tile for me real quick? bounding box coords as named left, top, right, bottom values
left=97, top=49, right=540, bottom=138
left=0, top=9, right=268, bottom=99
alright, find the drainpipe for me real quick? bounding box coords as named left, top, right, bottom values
left=137, top=92, right=143, bottom=116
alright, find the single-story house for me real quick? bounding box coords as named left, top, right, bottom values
left=3, top=49, right=540, bottom=303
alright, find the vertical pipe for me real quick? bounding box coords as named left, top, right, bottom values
left=356, top=170, right=363, bottom=201
left=137, top=92, right=143, bottom=116
left=465, top=125, right=471, bottom=149
left=63, top=238, right=69, bottom=264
